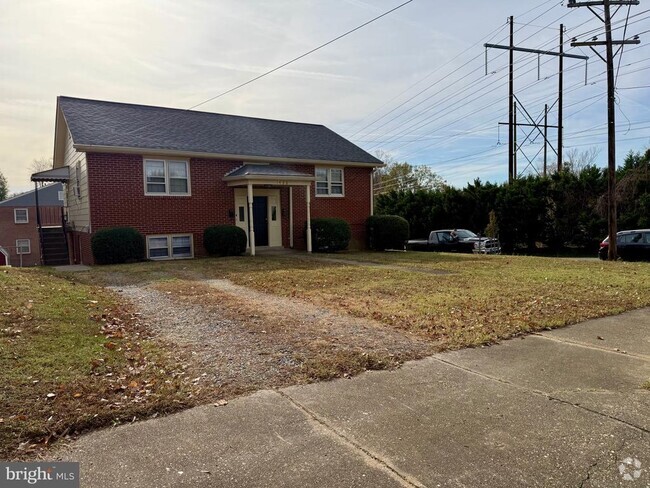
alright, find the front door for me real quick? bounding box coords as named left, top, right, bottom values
left=253, top=196, right=269, bottom=246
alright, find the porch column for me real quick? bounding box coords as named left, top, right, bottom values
left=247, top=183, right=256, bottom=256
left=306, top=184, right=312, bottom=253
left=289, top=187, right=294, bottom=248
left=34, top=181, right=44, bottom=265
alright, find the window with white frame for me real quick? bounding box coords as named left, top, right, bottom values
left=147, top=235, right=193, bottom=260
left=144, top=159, right=190, bottom=195
left=14, top=209, right=28, bottom=224
left=16, top=239, right=31, bottom=254
left=315, top=168, right=344, bottom=196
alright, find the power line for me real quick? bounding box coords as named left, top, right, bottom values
left=187, top=0, right=416, bottom=110
left=350, top=1, right=569, bottom=141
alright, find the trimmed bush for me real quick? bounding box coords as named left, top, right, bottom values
left=91, top=227, right=145, bottom=265
left=204, top=225, right=247, bottom=256
left=310, top=218, right=351, bottom=253
left=367, top=215, right=409, bottom=251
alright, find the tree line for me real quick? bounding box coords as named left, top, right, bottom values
left=375, top=148, right=650, bottom=254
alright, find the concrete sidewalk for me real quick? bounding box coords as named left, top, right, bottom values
left=57, top=309, right=650, bottom=487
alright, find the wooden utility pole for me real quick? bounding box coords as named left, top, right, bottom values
left=508, top=16, right=515, bottom=183
left=568, top=0, right=640, bottom=260
left=558, top=25, right=564, bottom=172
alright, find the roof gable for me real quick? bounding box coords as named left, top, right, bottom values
left=58, top=97, right=382, bottom=166
left=0, top=183, right=64, bottom=207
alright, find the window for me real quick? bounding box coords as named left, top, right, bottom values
left=16, top=239, right=31, bottom=254
left=238, top=206, right=246, bottom=222
left=58, top=191, right=64, bottom=201
left=147, top=235, right=193, bottom=260
left=14, top=209, right=28, bottom=224
left=75, top=162, right=82, bottom=197
left=144, top=159, right=190, bottom=195
left=315, top=168, right=344, bottom=196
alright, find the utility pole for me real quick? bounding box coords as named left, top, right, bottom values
left=513, top=101, right=518, bottom=178
left=558, top=25, right=564, bottom=172
left=568, top=0, right=640, bottom=260
left=486, top=19, right=588, bottom=181
left=509, top=16, right=515, bottom=183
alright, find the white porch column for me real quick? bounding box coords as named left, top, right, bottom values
left=247, top=183, right=256, bottom=256
left=289, top=187, right=294, bottom=248
left=306, top=183, right=312, bottom=253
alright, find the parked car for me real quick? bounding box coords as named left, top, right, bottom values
left=599, top=229, right=650, bottom=261
left=406, top=229, right=501, bottom=254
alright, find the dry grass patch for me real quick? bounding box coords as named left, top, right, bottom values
left=68, top=252, right=650, bottom=351
left=223, top=253, right=650, bottom=348
left=0, top=269, right=206, bottom=460
left=149, top=279, right=433, bottom=382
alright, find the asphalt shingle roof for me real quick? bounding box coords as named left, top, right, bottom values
left=59, top=97, right=382, bottom=165
left=225, top=164, right=314, bottom=178
left=0, top=183, right=64, bottom=207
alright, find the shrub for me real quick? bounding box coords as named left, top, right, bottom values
left=310, top=218, right=351, bottom=253
left=91, top=227, right=145, bottom=265
left=204, top=225, right=247, bottom=256
left=367, top=215, right=409, bottom=251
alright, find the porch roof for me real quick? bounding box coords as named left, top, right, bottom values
left=31, top=166, right=71, bottom=183
left=223, top=164, right=315, bottom=186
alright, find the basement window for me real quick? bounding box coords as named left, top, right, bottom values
left=16, top=239, right=31, bottom=254
left=147, top=234, right=193, bottom=260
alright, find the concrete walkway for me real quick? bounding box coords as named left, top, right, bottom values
left=57, top=309, right=650, bottom=487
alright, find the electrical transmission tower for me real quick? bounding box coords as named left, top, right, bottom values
left=568, top=0, right=641, bottom=261
left=485, top=17, right=589, bottom=182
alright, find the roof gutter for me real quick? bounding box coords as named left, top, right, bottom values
left=73, top=144, right=385, bottom=168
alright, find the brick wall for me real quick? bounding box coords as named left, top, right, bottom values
left=0, top=207, right=60, bottom=267
left=85, top=153, right=374, bottom=261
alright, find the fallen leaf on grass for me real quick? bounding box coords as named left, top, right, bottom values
left=104, top=342, right=117, bottom=350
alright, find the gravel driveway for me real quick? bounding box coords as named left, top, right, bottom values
left=112, top=278, right=434, bottom=397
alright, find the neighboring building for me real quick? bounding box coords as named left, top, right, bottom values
left=34, top=96, right=382, bottom=264
left=0, top=183, right=65, bottom=266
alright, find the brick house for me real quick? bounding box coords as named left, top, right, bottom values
left=0, top=183, right=65, bottom=266
left=36, top=96, right=382, bottom=264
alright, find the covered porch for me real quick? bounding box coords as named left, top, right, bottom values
left=223, top=164, right=315, bottom=256
left=31, top=166, right=71, bottom=266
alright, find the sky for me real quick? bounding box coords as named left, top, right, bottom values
left=1, top=0, right=649, bottom=194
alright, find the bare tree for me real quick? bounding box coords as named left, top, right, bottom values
left=373, top=150, right=445, bottom=193
left=563, top=147, right=601, bottom=174
left=29, top=157, right=53, bottom=174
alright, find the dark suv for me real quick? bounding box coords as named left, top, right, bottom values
left=599, top=229, right=650, bottom=261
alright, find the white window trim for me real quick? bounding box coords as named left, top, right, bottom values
left=16, top=239, right=31, bottom=255
left=14, top=208, right=29, bottom=224
left=143, top=158, right=191, bottom=196
left=146, top=234, right=194, bottom=260
left=315, top=167, right=345, bottom=198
